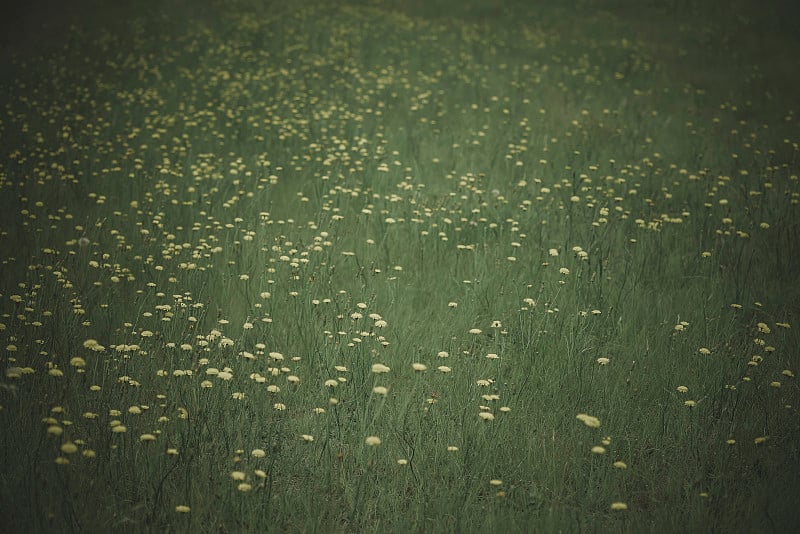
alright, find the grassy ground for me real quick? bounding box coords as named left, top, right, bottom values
left=1, top=0, right=799, bottom=532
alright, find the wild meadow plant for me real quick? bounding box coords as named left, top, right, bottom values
left=0, top=0, right=798, bottom=531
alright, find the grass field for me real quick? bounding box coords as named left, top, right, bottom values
left=1, top=0, right=799, bottom=531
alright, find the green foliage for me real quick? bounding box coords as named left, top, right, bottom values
left=1, top=0, right=798, bottom=532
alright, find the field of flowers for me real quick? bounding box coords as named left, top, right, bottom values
left=1, top=0, right=798, bottom=531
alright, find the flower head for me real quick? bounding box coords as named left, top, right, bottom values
left=576, top=413, right=601, bottom=428
left=371, top=363, right=391, bottom=374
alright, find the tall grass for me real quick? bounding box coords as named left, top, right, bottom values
left=1, top=0, right=798, bottom=532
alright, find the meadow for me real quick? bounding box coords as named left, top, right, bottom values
left=1, top=0, right=799, bottom=531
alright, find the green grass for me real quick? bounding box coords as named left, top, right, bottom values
left=1, top=0, right=799, bottom=532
